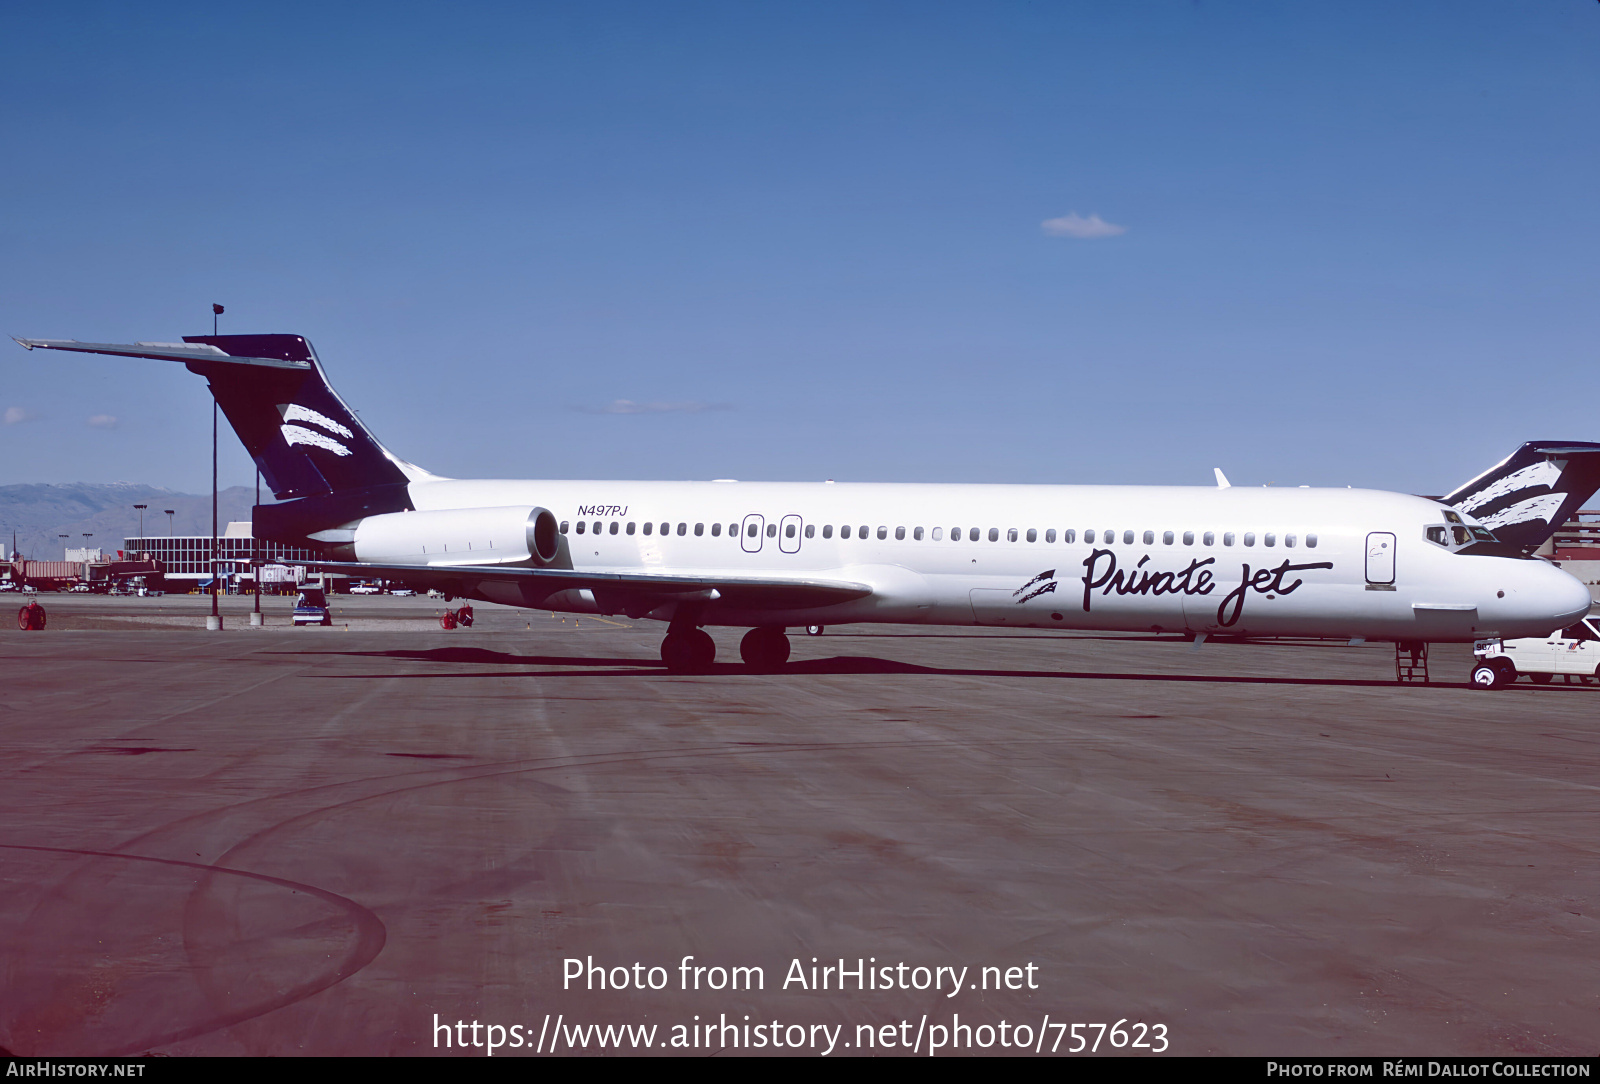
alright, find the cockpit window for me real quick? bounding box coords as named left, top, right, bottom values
left=1443, top=510, right=1462, bottom=524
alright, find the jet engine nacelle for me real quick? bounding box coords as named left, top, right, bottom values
left=352, top=506, right=561, bottom=567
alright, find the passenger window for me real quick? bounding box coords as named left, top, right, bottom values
left=1123, top=531, right=1134, bottom=545
left=1026, top=528, right=1036, bottom=542
left=576, top=521, right=586, bottom=535
left=988, top=528, right=999, bottom=542
left=913, top=526, right=923, bottom=540
left=729, top=523, right=738, bottom=537
left=894, top=526, right=905, bottom=540
left=1244, top=532, right=1255, bottom=547
left=877, top=526, right=888, bottom=540
left=932, top=527, right=943, bottom=540
left=785, top=524, right=795, bottom=538
left=661, top=523, right=670, bottom=536
left=679, top=523, right=689, bottom=536
left=1285, top=534, right=1295, bottom=548
left=766, top=523, right=777, bottom=538
left=1182, top=531, right=1193, bottom=545
left=1045, top=529, right=1056, bottom=543
left=609, top=521, right=619, bottom=535
left=1007, top=528, right=1018, bottom=542
left=805, top=525, right=815, bottom=538
left=626, top=522, right=636, bottom=535
left=746, top=523, right=758, bottom=538
left=823, top=525, right=833, bottom=539
left=1264, top=533, right=1274, bottom=547
left=560, top=521, right=569, bottom=534
left=1306, top=534, right=1318, bottom=548
left=1203, top=532, right=1214, bottom=546
left=711, top=523, right=721, bottom=537
left=842, top=525, right=852, bottom=539
left=1223, top=532, right=1235, bottom=546
left=642, top=522, right=652, bottom=536
left=860, top=525, right=869, bottom=539
left=695, top=523, right=705, bottom=536
left=1084, top=529, right=1095, bottom=543
left=1143, top=530, right=1155, bottom=545
left=1064, top=529, right=1075, bottom=543
left=1163, top=531, right=1174, bottom=545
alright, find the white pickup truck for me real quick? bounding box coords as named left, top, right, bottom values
left=1472, top=616, right=1600, bottom=688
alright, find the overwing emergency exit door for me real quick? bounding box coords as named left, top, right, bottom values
left=741, top=514, right=764, bottom=553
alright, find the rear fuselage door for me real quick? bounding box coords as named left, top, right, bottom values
left=779, top=514, right=803, bottom=554
left=741, top=513, right=765, bottom=553
left=1365, top=532, right=1396, bottom=585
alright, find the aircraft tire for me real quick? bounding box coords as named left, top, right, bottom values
left=805, top=625, right=825, bottom=636
left=662, top=631, right=714, bottom=673
left=1470, top=662, right=1510, bottom=690
left=740, top=626, right=790, bottom=671
left=1530, top=672, right=1553, bottom=685
left=688, top=628, right=716, bottom=670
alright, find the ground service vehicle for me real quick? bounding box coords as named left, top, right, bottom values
left=1472, top=616, right=1600, bottom=688
left=294, top=587, right=332, bottom=627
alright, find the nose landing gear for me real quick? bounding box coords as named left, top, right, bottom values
left=740, top=626, right=791, bottom=672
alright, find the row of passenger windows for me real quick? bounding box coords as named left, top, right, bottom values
left=559, top=520, right=1318, bottom=548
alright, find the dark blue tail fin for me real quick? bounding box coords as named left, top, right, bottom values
left=178, top=334, right=416, bottom=500
left=1444, top=441, right=1600, bottom=552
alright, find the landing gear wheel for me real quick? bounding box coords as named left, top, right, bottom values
left=740, top=626, right=791, bottom=672
left=805, top=625, right=825, bottom=636
left=661, top=629, right=715, bottom=673
left=1471, top=661, right=1511, bottom=689
left=1530, top=672, right=1553, bottom=685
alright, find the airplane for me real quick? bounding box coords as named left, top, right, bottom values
left=13, top=332, right=1600, bottom=680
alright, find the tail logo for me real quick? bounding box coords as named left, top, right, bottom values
left=280, top=403, right=354, bottom=457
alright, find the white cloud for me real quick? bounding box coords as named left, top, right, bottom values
left=87, top=414, right=119, bottom=429
left=1041, top=213, right=1126, bottom=239
left=3, top=406, right=37, bottom=425
left=581, top=399, right=732, bottom=415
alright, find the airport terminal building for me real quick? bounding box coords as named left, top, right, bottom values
left=123, top=522, right=324, bottom=592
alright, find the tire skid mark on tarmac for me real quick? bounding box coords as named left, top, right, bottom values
left=0, top=842, right=385, bottom=1056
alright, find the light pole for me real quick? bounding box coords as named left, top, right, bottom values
left=164, top=509, right=175, bottom=536
left=133, top=503, right=147, bottom=542
left=250, top=466, right=263, bottom=625
left=205, top=304, right=224, bottom=630
left=208, top=396, right=221, bottom=630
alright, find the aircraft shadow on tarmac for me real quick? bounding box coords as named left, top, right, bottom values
left=251, top=645, right=1600, bottom=691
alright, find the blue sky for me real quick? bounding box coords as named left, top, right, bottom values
left=3, top=1, right=1598, bottom=495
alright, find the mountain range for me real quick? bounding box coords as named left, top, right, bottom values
left=0, top=483, right=267, bottom=562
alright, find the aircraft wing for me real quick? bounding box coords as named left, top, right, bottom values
left=299, top=560, right=873, bottom=610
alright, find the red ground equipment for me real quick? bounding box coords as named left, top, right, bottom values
left=17, top=601, right=46, bottom=630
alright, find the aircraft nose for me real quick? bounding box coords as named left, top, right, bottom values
left=1535, top=563, right=1592, bottom=627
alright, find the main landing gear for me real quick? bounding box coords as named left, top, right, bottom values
left=661, top=628, right=716, bottom=673
left=739, top=626, right=791, bottom=672
left=658, top=625, right=793, bottom=673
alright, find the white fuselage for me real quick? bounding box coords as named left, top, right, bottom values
left=357, top=478, right=1592, bottom=642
